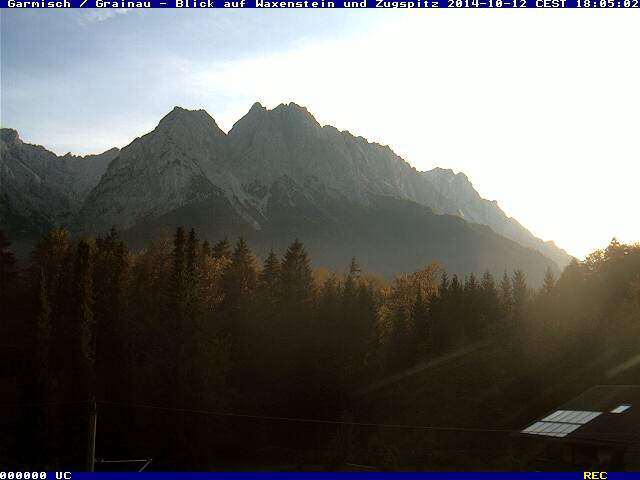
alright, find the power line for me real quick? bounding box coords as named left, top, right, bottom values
left=94, top=399, right=640, bottom=441
left=4, top=397, right=637, bottom=441
left=0, top=397, right=519, bottom=434
left=96, top=399, right=518, bottom=434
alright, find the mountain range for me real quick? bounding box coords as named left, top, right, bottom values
left=0, top=102, right=571, bottom=282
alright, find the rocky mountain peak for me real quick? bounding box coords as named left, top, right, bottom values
left=248, top=101, right=266, bottom=114
left=231, top=101, right=320, bottom=135
left=231, top=101, right=268, bottom=131
left=272, top=102, right=320, bottom=127
left=0, top=128, right=21, bottom=146
left=155, top=106, right=226, bottom=140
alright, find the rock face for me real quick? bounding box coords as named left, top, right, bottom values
left=0, top=128, right=118, bottom=246
left=227, top=102, right=444, bottom=208
left=78, top=107, right=233, bottom=233
left=1, top=103, right=571, bottom=281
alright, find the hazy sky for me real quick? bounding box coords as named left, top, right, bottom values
left=2, top=9, right=639, bottom=259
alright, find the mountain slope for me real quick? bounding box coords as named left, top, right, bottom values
left=421, top=168, right=571, bottom=267
left=227, top=102, right=445, bottom=209
left=77, top=107, right=242, bottom=233
left=227, top=103, right=570, bottom=268
left=0, top=128, right=118, bottom=247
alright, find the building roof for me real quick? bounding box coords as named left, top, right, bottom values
left=520, top=385, right=640, bottom=445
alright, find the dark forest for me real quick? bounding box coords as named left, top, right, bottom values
left=1, top=228, right=639, bottom=470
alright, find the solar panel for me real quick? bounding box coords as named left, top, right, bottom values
left=610, top=405, right=631, bottom=414
left=580, top=411, right=602, bottom=423
left=521, top=410, right=602, bottom=438
left=521, top=421, right=582, bottom=438
left=556, top=423, right=581, bottom=434
left=522, top=422, right=544, bottom=434
left=541, top=410, right=566, bottom=422
left=540, top=410, right=601, bottom=424
left=558, top=411, right=579, bottom=423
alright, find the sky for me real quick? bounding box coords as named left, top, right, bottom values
left=1, top=9, right=639, bottom=259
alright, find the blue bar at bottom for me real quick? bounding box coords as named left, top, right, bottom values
left=31, top=472, right=640, bottom=480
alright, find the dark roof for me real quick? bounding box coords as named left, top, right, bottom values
left=521, top=385, right=640, bottom=445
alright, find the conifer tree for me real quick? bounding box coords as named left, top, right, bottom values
left=464, top=273, right=480, bottom=342
left=344, top=257, right=361, bottom=303
left=74, top=239, right=96, bottom=397
left=261, top=249, right=281, bottom=286
left=34, top=268, right=52, bottom=386
left=222, top=238, right=258, bottom=306
left=31, top=265, right=56, bottom=462
left=464, top=273, right=479, bottom=307
left=0, top=230, right=19, bottom=349
left=410, top=289, right=430, bottom=361
left=481, top=270, right=497, bottom=298
left=220, top=237, right=258, bottom=357
left=259, top=249, right=281, bottom=313
left=429, top=272, right=451, bottom=354
left=541, top=267, right=556, bottom=296
left=449, top=275, right=463, bottom=346
left=202, top=239, right=212, bottom=258
left=512, top=269, right=529, bottom=324
left=355, top=280, right=379, bottom=369
left=94, top=227, right=129, bottom=401
left=280, top=239, right=314, bottom=310
left=499, top=270, right=513, bottom=330
left=439, top=272, right=450, bottom=298
left=185, top=229, right=201, bottom=323
left=186, top=228, right=200, bottom=277
left=342, top=258, right=362, bottom=360
left=0, top=229, right=16, bottom=301
left=255, top=248, right=282, bottom=372
left=450, top=274, right=461, bottom=295
left=167, top=227, right=189, bottom=409
left=171, top=227, right=188, bottom=321
left=319, top=273, right=343, bottom=340
left=31, top=229, right=72, bottom=378
left=383, top=275, right=415, bottom=370
left=32, top=229, right=71, bottom=286
left=212, top=238, right=232, bottom=260
left=480, top=270, right=500, bottom=334
left=278, top=239, right=316, bottom=412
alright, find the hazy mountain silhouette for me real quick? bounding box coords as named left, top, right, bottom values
left=0, top=104, right=571, bottom=281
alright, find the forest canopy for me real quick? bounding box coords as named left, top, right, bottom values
left=1, top=228, right=639, bottom=470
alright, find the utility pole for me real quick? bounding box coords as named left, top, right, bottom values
left=86, top=399, right=97, bottom=472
